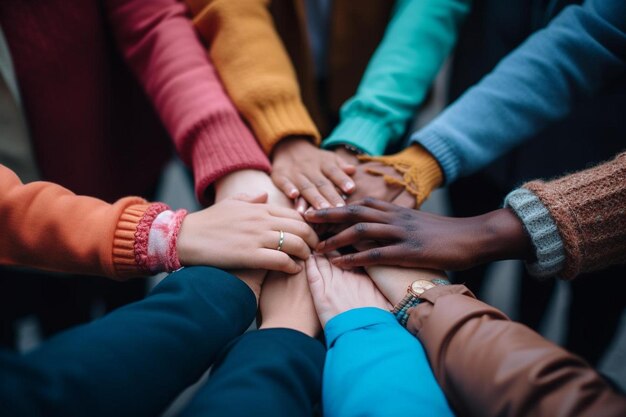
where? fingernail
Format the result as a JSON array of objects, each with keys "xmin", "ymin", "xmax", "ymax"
[
  {"xmin": 336, "ymin": 202, "xmax": 345, "ymax": 207},
  {"xmin": 320, "ymin": 202, "xmax": 331, "ymax": 209},
  {"xmin": 304, "ymin": 207, "xmax": 313, "ymax": 215},
  {"xmin": 344, "ymin": 181, "xmax": 355, "ymax": 192},
  {"xmin": 316, "ymin": 242, "xmax": 325, "ymax": 251}
]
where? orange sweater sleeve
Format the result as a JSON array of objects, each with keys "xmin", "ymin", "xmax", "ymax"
[
  {"xmin": 0, "ymin": 165, "xmax": 157, "ymax": 279},
  {"xmin": 188, "ymin": 0, "xmax": 320, "ymax": 154}
]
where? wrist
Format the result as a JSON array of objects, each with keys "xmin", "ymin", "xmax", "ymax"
[
  {"xmin": 145, "ymin": 209, "xmax": 188, "ymax": 272},
  {"xmin": 473, "ymin": 208, "xmax": 533, "ymax": 264},
  {"xmin": 259, "ymin": 318, "xmax": 320, "ymax": 338},
  {"xmin": 366, "ymin": 265, "xmax": 445, "ymax": 305},
  {"xmin": 272, "ymin": 135, "xmax": 315, "ymax": 158}
]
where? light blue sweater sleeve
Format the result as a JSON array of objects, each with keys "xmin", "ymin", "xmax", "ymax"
[
  {"xmin": 410, "ymin": 0, "xmax": 626, "ymax": 183},
  {"xmin": 323, "ymin": 307, "xmax": 453, "ymax": 417},
  {"xmin": 322, "ymin": 0, "xmax": 470, "ymax": 155}
]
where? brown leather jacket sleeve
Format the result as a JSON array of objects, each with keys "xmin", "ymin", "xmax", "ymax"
[{"xmin": 407, "ymin": 285, "xmax": 626, "ymax": 417}]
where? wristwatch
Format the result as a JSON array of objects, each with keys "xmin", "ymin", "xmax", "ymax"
[{"xmin": 392, "ymin": 278, "xmax": 450, "ymax": 327}]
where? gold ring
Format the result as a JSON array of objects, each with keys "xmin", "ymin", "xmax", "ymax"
[{"xmin": 277, "ymin": 230, "xmax": 285, "ymax": 252}]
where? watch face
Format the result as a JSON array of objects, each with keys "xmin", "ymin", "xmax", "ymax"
[{"xmin": 410, "ymin": 280, "xmax": 436, "ymax": 296}]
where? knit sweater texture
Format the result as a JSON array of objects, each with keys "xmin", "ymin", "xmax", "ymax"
[
  {"xmin": 323, "ymin": 0, "xmax": 470, "ymax": 155},
  {"xmin": 189, "ymin": 0, "xmax": 469, "ymax": 160},
  {"xmin": 506, "ymin": 152, "xmax": 626, "ymax": 279},
  {"xmin": 0, "ymin": 165, "xmax": 166, "ymax": 279},
  {"xmin": 410, "ymin": 0, "xmax": 626, "ymax": 184},
  {"xmin": 0, "ymin": 0, "xmax": 270, "ymax": 207}
]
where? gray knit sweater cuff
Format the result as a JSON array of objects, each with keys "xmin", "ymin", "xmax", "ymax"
[{"xmin": 504, "ymin": 188, "xmax": 566, "ymax": 278}]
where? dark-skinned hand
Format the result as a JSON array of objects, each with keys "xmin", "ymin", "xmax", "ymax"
[
  {"xmin": 345, "ymin": 161, "xmax": 416, "ymax": 209},
  {"xmin": 271, "ymin": 137, "xmax": 356, "ymax": 211},
  {"xmin": 305, "ymin": 198, "xmax": 533, "ymax": 270}
]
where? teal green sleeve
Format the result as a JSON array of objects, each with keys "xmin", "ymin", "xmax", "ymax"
[{"xmin": 322, "ymin": 0, "xmax": 471, "ymax": 155}]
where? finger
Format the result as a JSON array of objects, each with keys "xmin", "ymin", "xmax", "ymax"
[
  {"xmin": 270, "ymin": 218, "xmax": 319, "ymax": 248},
  {"xmin": 350, "ymin": 197, "xmax": 401, "ymax": 212},
  {"xmin": 336, "ymin": 156, "xmax": 357, "ymax": 174},
  {"xmin": 313, "ymin": 254, "xmax": 334, "ymax": 281},
  {"xmin": 272, "ymin": 174, "xmax": 300, "ymax": 199},
  {"xmin": 391, "ymin": 191, "xmax": 417, "ymax": 209},
  {"xmin": 317, "ymin": 223, "xmax": 400, "ymax": 252},
  {"xmin": 305, "ymin": 256, "xmax": 323, "ymax": 288},
  {"xmin": 264, "ymin": 231, "xmax": 311, "ymax": 260},
  {"xmin": 267, "ymin": 205, "xmax": 305, "ymax": 222},
  {"xmin": 330, "ymin": 246, "xmax": 405, "ymax": 268},
  {"xmin": 313, "ymin": 176, "xmax": 347, "ymax": 208},
  {"xmin": 304, "ymin": 204, "xmax": 388, "ymax": 224},
  {"xmin": 230, "ymin": 192, "xmax": 268, "ymax": 204},
  {"xmin": 295, "ymin": 197, "xmax": 309, "ymax": 214},
  {"xmin": 256, "ymin": 248, "xmax": 303, "ymax": 274},
  {"xmin": 297, "ymin": 176, "xmax": 332, "ymax": 209},
  {"xmin": 322, "ymin": 164, "xmax": 355, "ymax": 195}
]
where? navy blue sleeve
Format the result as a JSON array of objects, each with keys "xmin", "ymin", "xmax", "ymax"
[
  {"xmin": 179, "ymin": 328, "xmax": 325, "ymax": 417},
  {"xmin": 0, "ymin": 266, "xmax": 257, "ymax": 417},
  {"xmin": 410, "ymin": 0, "xmax": 626, "ymax": 183}
]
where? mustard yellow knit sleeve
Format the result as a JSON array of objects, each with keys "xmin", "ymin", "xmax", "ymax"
[
  {"xmin": 187, "ymin": 0, "xmax": 320, "ymax": 154},
  {"xmin": 359, "ymin": 144, "xmax": 443, "ymax": 208}
]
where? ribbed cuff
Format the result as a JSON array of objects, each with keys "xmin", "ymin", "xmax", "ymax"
[
  {"xmin": 410, "ymin": 130, "xmax": 461, "ymax": 184},
  {"xmin": 323, "ymin": 114, "xmax": 394, "ymax": 156},
  {"xmin": 325, "ymin": 307, "xmax": 395, "ymax": 349},
  {"xmin": 504, "ymin": 188, "xmax": 566, "ymax": 278},
  {"xmin": 185, "ymin": 113, "xmax": 272, "ymax": 206},
  {"xmin": 112, "ymin": 202, "xmax": 169, "ymax": 279},
  {"xmin": 245, "ymin": 95, "xmax": 321, "ymax": 154},
  {"xmin": 358, "ymin": 144, "xmax": 443, "ymax": 207}
]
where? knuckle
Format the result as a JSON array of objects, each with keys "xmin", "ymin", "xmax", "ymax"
[
  {"xmin": 368, "ymin": 249, "xmax": 383, "ymax": 261},
  {"xmin": 347, "ymin": 205, "xmax": 361, "ymax": 215},
  {"xmin": 363, "ymin": 196, "xmax": 377, "ymax": 205},
  {"xmin": 316, "ymin": 208, "xmax": 329, "ymax": 218},
  {"xmin": 315, "ymin": 179, "xmax": 332, "ymax": 189},
  {"xmin": 355, "ymin": 223, "xmax": 368, "ymax": 234}
]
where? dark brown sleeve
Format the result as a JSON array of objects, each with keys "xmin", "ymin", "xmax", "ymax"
[
  {"xmin": 407, "ymin": 285, "xmax": 626, "ymax": 417},
  {"xmin": 524, "ymin": 152, "xmax": 626, "ymax": 279}
]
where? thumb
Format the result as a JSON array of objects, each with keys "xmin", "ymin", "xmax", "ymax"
[
  {"xmin": 230, "ymin": 192, "xmax": 268, "ymax": 204},
  {"xmin": 305, "ymin": 256, "xmax": 324, "ymax": 296}
]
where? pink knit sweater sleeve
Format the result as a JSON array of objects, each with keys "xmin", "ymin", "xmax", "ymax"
[{"xmin": 106, "ymin": 0, "xmax": 271, "ymax": 205}]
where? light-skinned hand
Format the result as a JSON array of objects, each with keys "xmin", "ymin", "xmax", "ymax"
[
  {"xmin": 258, "ymin": 263, "xmax": 321, "ymax": 337},
  {"xmin": 177, "ymin": 193, "xmax": 318, "ymax": 275},
  {"xmin": 305, "ymin": 255, "xmax": 391, "ymax": 327}
]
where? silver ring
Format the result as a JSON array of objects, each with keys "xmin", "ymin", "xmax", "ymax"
[{"xmin": 277, "ymin": 230, "xmax": 285, "ymax": 251}]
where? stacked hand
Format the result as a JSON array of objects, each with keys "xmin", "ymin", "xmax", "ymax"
[
  {"xmin": 271, "ymin": 138, "xmax": 357, "ymax": 211},
  {"xmin": 177, "ymin": 192, "xmax": 318, "ymax": 274},
  {"xmin": 305, "ymin": 198, "xmax": 532, "ymax": 271},
  {"xmin": 305, "ymin": 255, "xmax": 391, "ymax": 327}
]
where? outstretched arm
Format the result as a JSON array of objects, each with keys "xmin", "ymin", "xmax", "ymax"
[
  {"xmin": 2, "ymin": 267, "xmax": 258, "ymax": 417},
  {"xmin": 410, "ymin": 0, "xmax": 626, "ymax": 183},
  {"xmin": 324, "ymin": 0, "xmax": 470, "ymax": 156},
  {"xmin": 106, "ymin": 0, "xmax": 270, "ymax": 205}
]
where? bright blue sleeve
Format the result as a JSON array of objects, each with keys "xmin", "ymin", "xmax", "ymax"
[
  {"xmin": 410, "ymin": 0, "xmax": 626, "ymax": 183},
  {"xmin": 323, "ymin": 307, "xmax": 453, "ymax": 417}
]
